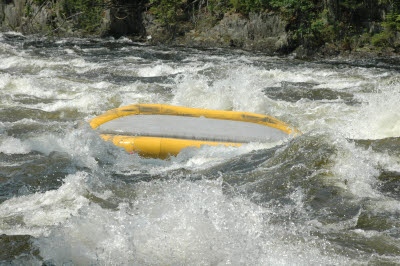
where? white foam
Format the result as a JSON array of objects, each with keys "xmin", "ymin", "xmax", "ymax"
[
  {"xmin": 0, "ymin": 73, "xmax": 12, "ymax": 88},
  {"xmin": 0, "ymin": 172, "xmax": 89, "ymax": 237},
  {"xmin": 117, "ymin": 36, "xmax": 133, "ymax": 43},
  {"xmin": 0, "ymin": 136, "xmax": 31, "ymax": 154},
  {"xmin": 35, "ymin": 178, "xmax": 352, "ymax": 265},
  {"xmin": 2, "ymin": 75, "xmax": 58, "ymax": 98},
  {"xmin": 330, "ymin": 137, "xmax": 383, "ymax": 199},
  {"xmin": 342, "ymin": 90, "xmax": 400, "ymax": 139},
  {"xmin": 136, "ymin": 63, "xmax": 183, "ymax": 77},
  {"xmin": 64, "ymin": 48, "xmax": 75, "ymax": 55},
  {"xmin": 171, "ymin": 65, "xmax": 272, "ymax": 112},
  {"xmin": 0, "ymin": 56, "xmax": 23, "ymax": 70},
  {"xmin": 26, "ymin": 128, "xmax": 117, "ymax": 169},
  {"xmin": 3, "ymin": 31, "xmax": 24, "ymax": 36}
]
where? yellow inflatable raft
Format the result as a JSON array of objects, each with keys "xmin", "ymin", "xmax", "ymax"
[{"xmin": 89, "ymin": 104, "xmax": 300, "ymax": 158}]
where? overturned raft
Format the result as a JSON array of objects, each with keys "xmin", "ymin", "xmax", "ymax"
[{"xmin": 89, "ymin": 104, "xmax": 301, "ymax": 158}]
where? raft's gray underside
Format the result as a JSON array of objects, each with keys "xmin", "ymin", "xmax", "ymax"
[{"xmin": 96, "ymin": 115, "xmax": 288, "ymax": 143}]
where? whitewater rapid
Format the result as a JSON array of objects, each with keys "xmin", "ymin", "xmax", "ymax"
[{"xmin": 1, "ymin": 32, "xmax": 400, "ymax": 265}]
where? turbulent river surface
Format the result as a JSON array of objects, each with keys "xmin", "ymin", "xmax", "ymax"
[{"xmin": 1, "ymin": 32, "xmax": 400, "ymax": 265}]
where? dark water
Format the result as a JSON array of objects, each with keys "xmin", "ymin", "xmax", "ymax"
[{"xmin": 1, "ymin": 32, "xmax": 400, "ymax": 265}]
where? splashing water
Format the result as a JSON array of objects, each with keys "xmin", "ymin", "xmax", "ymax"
[{"xmin": 1, "ymin": 32, "xmax": 400, "ymax": 264}]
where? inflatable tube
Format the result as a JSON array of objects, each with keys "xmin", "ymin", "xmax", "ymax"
[{"xmin": 89, "ymin": 104, "xmax": 301, "ymax": 158}]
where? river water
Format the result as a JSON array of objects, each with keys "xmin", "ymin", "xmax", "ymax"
[{"xmin": 1, "ymin": 31, "xmax": 400, "ymax": 265}]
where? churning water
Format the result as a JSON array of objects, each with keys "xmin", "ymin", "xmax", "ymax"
[{"xmin": 1, "ymin": 31, "xmax": 400, "ymax": 265}]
